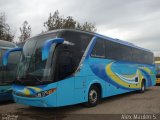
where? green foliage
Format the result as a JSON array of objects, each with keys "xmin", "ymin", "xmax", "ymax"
[
  {"xmin": 0, "ymin": 13, "xmax": 14, "ymax": 42},
  {"xmin": 19, "ymin": 21, "xmax": 31, "ymax": 42},
  {"xmin": 44, "ymin": 10, "xmax": 97, "ymax": 32}
]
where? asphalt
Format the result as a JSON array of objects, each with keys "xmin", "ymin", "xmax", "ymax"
[{"xmin": 0, "ymin": 86, "xmax": 160, "ymax": 120}]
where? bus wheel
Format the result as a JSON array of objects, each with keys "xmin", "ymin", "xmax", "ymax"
[
  {"xmin": 84, "ymin": 85, "xmax": 100, "ymax": 107},
  {"xmin": 140, "ymin": 80, "xmax": 145, "ymax": 93}
]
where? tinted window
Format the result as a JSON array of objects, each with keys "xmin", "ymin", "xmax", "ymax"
[
  {"xmin": 54, "ymin": 48, "xmax": 74, "ymax": 80},
  {"xmin": 91, "ymin": 38, "xmax": 105, "ymax": 58},
  {"xmin": 105, "ymin": 40, "xmax": 112, "ymax": 59},
  {"xmin": 61, "ymin": 31, "xmax": 93, "ymax": 65},
  {"xmin": 55, "ymin": 31, "xmax": 93, "ymax": 81},
  {"xmin": 132, "ymin": 48, "xmax": 153, "ymax": 64},
  {"xmin": 105, "ymin": 40, "xmax": 132, "ymax": 61},
  {"xmin": 61, "ymin": 31, "xmax": 93, "ymax": 56},
  {"xmin": 0, "ymin": 49, "xmax": 6, "ymax": 65},
  {"xmin": 17, "ymin": 33, "xmax": 58, "ymax": 83},
  {"xmin": 120, "ymin": 45, "xmax": 133, "ymax": 61},
  {"xmin": 93, "ymin": 37, "xmax": 153, "ymax": 64},
  {"xmin": 0, "ymin": 49, "xmax": 21, "ymax": 84},
  {"xmin": 0, "ymin": 49, "xmax": 7, "ymax": 83},
  {"xmin": 108, "ymin": 42, "xmax": 122, "ymax": 60},
  {"xmin": 28, "ymin": 33, "xmax": 57, "ymax": 74},
  {"xmin": 5, "ymin": 51, "xmax": 21, "ymax": 82}
]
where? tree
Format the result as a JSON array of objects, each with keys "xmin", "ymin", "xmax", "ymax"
[
  {"xmin": 81, "ymin": 22, "xmax": 97, "ymax": 32},
  {"xmin": 44, "ymin": 10, "xmax": 97, "ymax": 32},
  {"xmin": 19, "ymin": 21, "xmax": 31, "ymax": 42},
  {"xmin": 63, "ymin": 16, "xmax": 76, "ymax": 29},
  {"xmin": 0, "ymin": 13, "xmax": 14, "ymax": 42}
]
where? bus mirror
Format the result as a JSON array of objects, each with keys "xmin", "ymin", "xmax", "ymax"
[
  {"xmin": 3, "ymin": 47, "xmax": 23, "ymax": 66},
  {"xmin": 42, "ymin": 38, "xmax": 64, "ymax": 61}
]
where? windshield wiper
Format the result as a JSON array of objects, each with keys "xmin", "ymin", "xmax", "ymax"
[{"xmin": 26, "ymin": 73, "xmax": 42, "ymax": 83}]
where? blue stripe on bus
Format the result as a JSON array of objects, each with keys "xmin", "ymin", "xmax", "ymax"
[{"xmin": 86, "ymin": 36, "xmax": 97, "ymax": 59}]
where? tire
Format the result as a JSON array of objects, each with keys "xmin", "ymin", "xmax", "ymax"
[
  {"xmin": 140, "ymin": 80, "xmax": 145, "ymax": 93},
  {"xmin": 84, "ymin": 85, "xmax": 100, "ymax": 107}
]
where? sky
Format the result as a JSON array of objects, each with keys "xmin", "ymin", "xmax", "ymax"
[{"xmin": 0, "ymin": 0, "xmax": 160, "ymax": 56}]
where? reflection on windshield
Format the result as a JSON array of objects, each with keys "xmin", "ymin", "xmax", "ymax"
[
  {"xmin": 17, "ymin": 55, "xmax": 31, "ymax": 78},
  {"xmin": 16, "ymin": 33, "xmax": 57, "ymax": 84},
  {"xmin": 0, "ymin": 49, "xmax": 21, "ymax": 85}
]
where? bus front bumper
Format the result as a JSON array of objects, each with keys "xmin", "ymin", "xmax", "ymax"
[
  {"xmin": 156, "ymin": 78, "xmax": 160, "ymax": 84},
  {"xmin": 13, "ymin": 93, "xmax": 57, "ymax": 107}
]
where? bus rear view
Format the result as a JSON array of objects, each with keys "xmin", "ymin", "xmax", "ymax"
[{"xmin": 3, "ymin": 29, "xmax": 156, "ymax": 107}]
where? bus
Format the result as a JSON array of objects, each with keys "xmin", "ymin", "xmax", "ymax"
[
  {"xmin": 155, "ymin": 61, "xmax": 160, "ymax": 84},
  {"xmin": 0, "ymin": 40, "xmax": 21, "ymax": 101},
  {"xmin": 3, "ymin": 29, "xmax": 156, "ymax": 107}
]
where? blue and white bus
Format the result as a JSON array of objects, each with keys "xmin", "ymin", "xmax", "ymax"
[
  {"xmin": 0, "ymin": 40, "xmax": 21, "ymax": 101},
  {"xmin": 3, "ymin": 29, "xmax": 156, "ymax": 107}
]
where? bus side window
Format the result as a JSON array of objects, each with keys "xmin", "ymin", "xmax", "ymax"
[{"xmin": 91, "ymin": 38, "xmax": 105, "ymax": 58}]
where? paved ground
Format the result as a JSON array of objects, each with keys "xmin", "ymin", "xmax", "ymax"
[{"xmin": 0, "ymin": 86, "xmax": 160, "ymax": 120}]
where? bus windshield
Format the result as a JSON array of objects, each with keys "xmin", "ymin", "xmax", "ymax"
[
  {"xmin": 16, "ymin": 33, "xmax": 58, "ymax": 85},
  {"xmin": 0, "ymin": 49, "xmax": 21, "ymax": 85},
  {"xmin": 15, "ymin": 30, "xmax": 93, "ymax": 85}
]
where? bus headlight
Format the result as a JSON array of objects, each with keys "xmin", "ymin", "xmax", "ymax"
[{"xmin": 35, "ymin": 88, "xmax": 56, "ymax": 98}]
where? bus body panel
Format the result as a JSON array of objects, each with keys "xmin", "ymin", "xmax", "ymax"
[
  {"xmin": 10, "ymin": 30, "xmax": 156, "ymax": 107},
  {"xmin": 74, "ymin": 76, "xmax": 87, "ymax": 103},
  {"xmin": 13, "ymin": 91, "xmax": 57, "ymax": 107},
  {"xmin": 13, "ymin": 83, "xmax": 57, "ymax": 107},
  {"xmin": 86, "ymin": 58, "xmax": 137, "ymax": 97},
  {"xmin": 13, "ymin": 55, "xmax": 156, "ymax": 107},
  {"xmin": 12, "ymin": 67, "xmax": 156, "ymax": 107},
  {"xmin": 88, "ymin": 57, "xmax": 156, "ymax": 90},
  {"xmin": 56, "ymin": 77, "xmax": 75, "ymax": 106},
  {"xmin": 12, "ymin": 56, "xmax": 155, "ymax": 107}
]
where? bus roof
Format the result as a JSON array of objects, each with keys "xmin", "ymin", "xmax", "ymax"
[
  {"xmin": 16, "ymin": 42, "xmax": 25, "ymax": 47},
  {"xmin": 0, "ymin": 40, "xmax": 16, "ymax": 49},
  {"xmin": 34, "ymin": 29, "xmax": 152, "ymax": 53}
]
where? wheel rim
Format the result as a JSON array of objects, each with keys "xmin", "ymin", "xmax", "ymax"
[{"xmin": 89, "ymin": 89, "xmax": 98, "ymax": 104}]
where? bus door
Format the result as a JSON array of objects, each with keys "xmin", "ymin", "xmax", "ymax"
[{"xmin": 55, "ymin": 46, "xmax": 75, "ymax": 106}]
